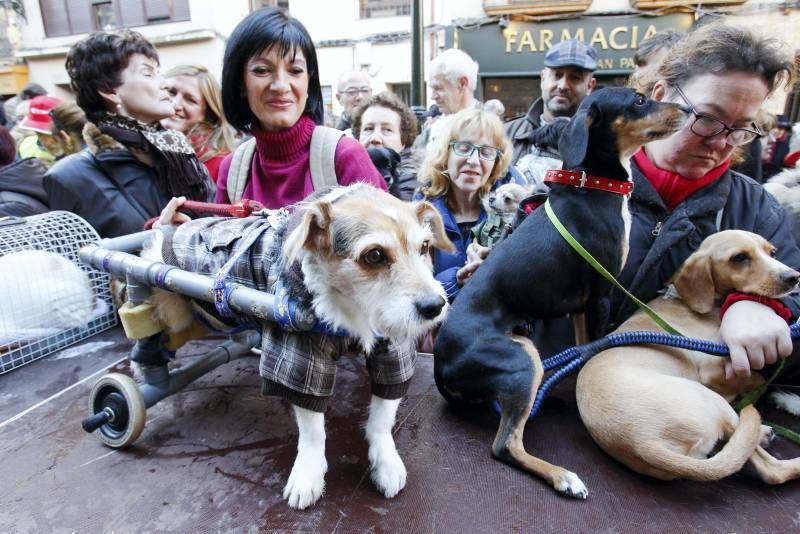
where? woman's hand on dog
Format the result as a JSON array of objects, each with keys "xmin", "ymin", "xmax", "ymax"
[
  {"xmin": 154, "ymin": 196, "xmax": 191, "ymax": 228},
  {"xmin": 456, "ymin": 242, "xmax": 490, "ymax": 286},
  {"xmin": 720, "ymin": 300, "xmax": 793, "ymax": 380}
]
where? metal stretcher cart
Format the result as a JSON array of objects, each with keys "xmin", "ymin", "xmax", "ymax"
[{"xmin": 78, "ymin": 227, "xmax": 313, "ymax": 448}]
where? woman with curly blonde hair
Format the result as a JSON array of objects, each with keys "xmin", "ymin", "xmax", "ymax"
[
  {"xmin": 416, "ymin": 107, "xmax": 521, "ymax": 300},
  {"xmin": 162, "ymin": 64, "xmax": 239, "ymax": 182}
]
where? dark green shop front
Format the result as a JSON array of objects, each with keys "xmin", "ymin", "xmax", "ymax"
[{"xmin": 454, "ymin": 12, "xmax": 695, "ymax": 118}]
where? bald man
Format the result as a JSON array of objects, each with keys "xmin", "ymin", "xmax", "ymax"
[{"xmin": 336, "ymin": 70, "xmax": 372, "ymax": 131}]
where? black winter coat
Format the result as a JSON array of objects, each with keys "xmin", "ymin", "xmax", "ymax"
[
  {"xmin": 43, "ymin": 123, "xmax": 213, "ymax": 238},
  {"xmin": 0, "ymin": 157, "xmax": 49, "ymax": 217},
  {"xmin": 44, "ymin": 148, "xmax": 172, "ymax": 238},
  {"xmin": 612, "ymin": 160, "xmax": 800, "ymax": 328}
]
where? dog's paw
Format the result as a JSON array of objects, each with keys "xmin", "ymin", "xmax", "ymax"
[
  {"xmin": 554, "ymin": 471, "xmax": 588, "ymax": 500},
  {"xmin": 369, "ymin": 441, "xmax": 407, "ymax": 498},
  {"xmin": 759, "ymin": 424, "xmax": 776, "ymax": 447},
  {"xmin": 770, "ymin": 390, "xmax": 800, "ymax": 416},
  {"xmin": 283, "ymin": 455, "xmax": 328, "ymax": 509}
]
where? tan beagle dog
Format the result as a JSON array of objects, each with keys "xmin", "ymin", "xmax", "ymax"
[{"xmin": 577, "ymin": 230, "xmax": 800, "ymax": 484}]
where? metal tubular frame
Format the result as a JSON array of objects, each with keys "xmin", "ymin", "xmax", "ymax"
[
  {"xmin": 79, "ymin": 229, "xmax": 279, "ymax": 322},
  {"xmin": 78, "ymin": 229, "xmax": 269, "ymax": 444}
]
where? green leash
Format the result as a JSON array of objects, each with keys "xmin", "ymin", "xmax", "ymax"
[
  {"xmin": 734, "ymin": 360, "xmax": 800, "ymax": 446},
  {"xmin": 543, "ymin": 199, "xmax": 684, "ymax": 336},
  {"xmin": 735, "ymin": 359, "xmax": 786, "ymax": 412},
  {"xmin": 766, "ymin": 421, "xmax": 800, "ymax": 445}
]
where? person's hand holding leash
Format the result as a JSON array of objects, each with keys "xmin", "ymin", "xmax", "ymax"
[
  {"xmin": 153, "ymin": 196, "xmax": 191, "ymax": 228},
  {"xmin": 456, "ymin": 242, "xmax": 490, "ymax": 286},
  {"xmin": 719, "ymin": 300, "xmax": 793, "ymax": 380}
]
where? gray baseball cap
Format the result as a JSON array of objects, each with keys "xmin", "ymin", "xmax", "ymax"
[{"xmin": 544, "ymin": 39, "xmax": 598, "ymax": 71}]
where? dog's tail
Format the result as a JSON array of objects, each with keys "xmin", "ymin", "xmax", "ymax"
[{"xmin": 635, "ymin": 405, "xmax": 762, "ymax": 481}]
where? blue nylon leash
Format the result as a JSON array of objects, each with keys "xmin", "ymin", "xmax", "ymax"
[{"xmin": 492, "ymin": 322, "xmax": 800, "ymax": 420}]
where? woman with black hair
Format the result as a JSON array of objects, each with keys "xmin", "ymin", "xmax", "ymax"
[
  {"xmin": 43, "ymin": 30, "xmax": 213, "ymax": 238},
  {"xmin": 215, "ymin": 7, "xmax": 385, "ymax": 206}
]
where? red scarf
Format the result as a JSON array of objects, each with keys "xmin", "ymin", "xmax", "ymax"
[{"xmin": 633, "ymin": 148, "xmax": 730, "ymax": 211}]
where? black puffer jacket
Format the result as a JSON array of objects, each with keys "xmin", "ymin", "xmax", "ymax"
[
  {"xmin": 533, "ymin": 160, "xmax": 800, "ymax": 360},
  {"xmin": 43, "ymin": 123, "xmax": 213, "ymax": 238},
  {"xmin": 0, "ymin": 157, "xmax": 49, "ymax": 217},
  {"xmin": 611, "ymin": 160, "xmax": 800, "ymax": 328}
]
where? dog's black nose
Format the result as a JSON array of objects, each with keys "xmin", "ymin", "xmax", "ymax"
[
  {"xmin": 781, "ymin": 270, "xmax": 800, "ymax": 287},
  {"xmin": 415, "ymin": 295, "xmax": 445, "ymax": 320}
]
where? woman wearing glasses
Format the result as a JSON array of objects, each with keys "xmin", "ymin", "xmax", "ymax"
[
  {"xmin": 602, "ymin": 24, "xmax": 800, "ymax": 383},
  {"xmin": 417, "ymin": 107, "xmax": 517, "ymax": 301}
]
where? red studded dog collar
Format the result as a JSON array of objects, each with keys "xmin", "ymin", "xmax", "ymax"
[{"xmin": 544, "ymin": 170, "xmax": 633, "ymax": 196}]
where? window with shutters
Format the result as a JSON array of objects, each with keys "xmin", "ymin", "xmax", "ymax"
[
  {"xmin": 39, "ymin": 0, "xmax": 191, "ymax": 37},
  {"xmin": 359, "ymin": 0, "xmax": 410, "ymax": 19},
  {"xmin": 250, "ymin": 0, "xmax": 290, "ymax": 11}
]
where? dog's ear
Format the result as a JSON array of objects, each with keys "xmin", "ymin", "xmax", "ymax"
[
  {"xmin": 672, "ymin": 251, "xmax": 716, "ymax": 314},
  {"xmin": 558, "ymin": 103, "xmax": 597, "ymax": 169},
  {"xmin": 415, "ymin": 201, "xmax": 456, "ymax": 253},
  {"xmin": 283, "ymin": 200, "xmax": 334, "ymax": 264}
]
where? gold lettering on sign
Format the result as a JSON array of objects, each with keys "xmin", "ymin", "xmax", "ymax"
[
  {"xmin": 609, "ymin": 26, "xmax": 629, "ymax": 50},
  {"xmin": 504, "ymin": 30, "xmax": 518, "ymax": 53},
  {"xmin": 518, "ymin": 30, "xmax": 536, "ymax": 52},
  {"xmin": 590, "ymin": 27, "xmax": 609, "ymax": 50},
  {"xmin": 561, "ymin": 28, "xmax": 584, "ymax": 42},
  {"xmin": 642, "ymin": 25, "xmax": 657, "ymax": 42},
  {"xmin": 540, "ymin": 29, "xmax": 554, "ymax": 51},
  {"xmin": 502, "ymin": 24, "xmax": 666, "ymax": 56},
  {"xmin": 598, "ymin": 58, "xmax": 614, "ymax": 69},
  {"xmin": 620, "ymin": 57, "xmax": 635, "ymax": 69}
]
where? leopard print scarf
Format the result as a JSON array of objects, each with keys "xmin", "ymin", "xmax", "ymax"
[{"xmin": 96, "ymin": 113, "xmax": 213, "ymax": 200}]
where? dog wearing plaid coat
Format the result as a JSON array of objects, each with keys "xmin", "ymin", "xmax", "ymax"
[{"xmin": 142, "ymin": 184, "xmax": 454, "ymax": 509}]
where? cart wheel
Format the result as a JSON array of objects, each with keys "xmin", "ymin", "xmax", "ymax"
[{"xmin": 87, "ymin": 373, "xmax": 146, "ymax": 448}]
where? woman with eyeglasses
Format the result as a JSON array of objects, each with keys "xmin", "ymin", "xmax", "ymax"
[
  {"xmin": 416, "ymin": 107, "xmax": 518, "ymax": 301},
  {"xmin": 561, "ymin": 24, "xmax": 800, "ymax": 384}
]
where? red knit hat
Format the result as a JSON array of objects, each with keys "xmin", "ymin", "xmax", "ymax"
[{"xmin": 20, "ymin": 94, "xmax": 63, "ymax": 134}]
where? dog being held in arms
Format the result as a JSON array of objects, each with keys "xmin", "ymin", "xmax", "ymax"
[
  {"xmin": 577, "ymin": 230, "xmax": 800, "ymax": 484},
  {"xmin": 141, "ymin": 183, "xmax": 455, "ymax": 509},
  {"xmin": 433, "ymin": 87, "xmax": 687, "ymax": 498}
]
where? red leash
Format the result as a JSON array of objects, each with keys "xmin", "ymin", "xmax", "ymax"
[{"xmin": 143, "ymin": 199, "xmax": 267, "ymax": 229}]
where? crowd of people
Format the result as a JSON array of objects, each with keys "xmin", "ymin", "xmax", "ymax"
[{"xmin": 1, "ymin": 6, "xmax": 799, "ymax": 385}]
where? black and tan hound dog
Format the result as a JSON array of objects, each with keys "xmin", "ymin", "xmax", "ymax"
[{"xmin": 433, "ymin": 87, "xmax": 687, "ymax": 498}]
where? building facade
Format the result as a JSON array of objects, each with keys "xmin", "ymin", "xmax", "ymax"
[{"xmin": 4, "ymin": 0, "xmax": 799, "ymax": 120}]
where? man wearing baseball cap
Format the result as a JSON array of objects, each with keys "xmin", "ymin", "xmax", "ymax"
[{"xmin": 506, "ymin": 39, "xmax": 598, "ymax": 185}]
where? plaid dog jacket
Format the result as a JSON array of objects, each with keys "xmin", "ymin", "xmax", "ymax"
[{"xmin": 165, "ymin": 213, "xmax": 417, "ymax": 412}]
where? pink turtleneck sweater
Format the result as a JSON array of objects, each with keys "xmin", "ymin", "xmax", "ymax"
[{"xmin": 215, "ymin": 115, "xmax": 386, "ymax": 207}]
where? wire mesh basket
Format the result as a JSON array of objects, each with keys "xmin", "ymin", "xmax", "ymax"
[{"xmin": 0, "ymin": 211, "xmax": 117, "ymax": 374}]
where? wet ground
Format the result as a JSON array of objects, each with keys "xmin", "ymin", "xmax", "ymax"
[{"xmin": 2, "ymin": 325, "xmax": 799, "ymax": 533}]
